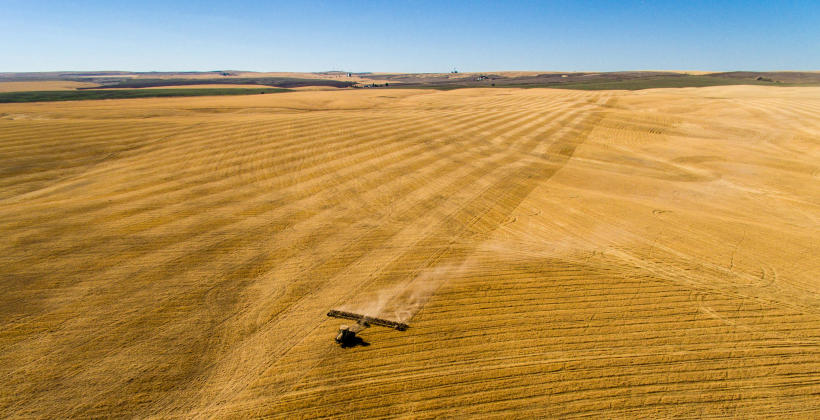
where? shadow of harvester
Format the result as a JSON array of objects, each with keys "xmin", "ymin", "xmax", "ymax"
[{"xmin": 339, "ymin": 335, "xmax": 370, "ymax": 348}]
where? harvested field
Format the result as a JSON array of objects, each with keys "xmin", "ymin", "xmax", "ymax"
[
  {"xmin": 0, "ymin": 81, "xmax": 100, "ymax": 92},
  {"xmin": 0, "ymin": 86, "xmax": 818, "ymax": 418},
  {"xmin": 0, "ymin": 88, "xmax": 289, "ymax": 103}
]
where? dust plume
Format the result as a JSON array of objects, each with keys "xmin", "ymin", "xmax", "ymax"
[{"xmin": 339, "ymin": 263, "xmax": 470, "ymax": 323}]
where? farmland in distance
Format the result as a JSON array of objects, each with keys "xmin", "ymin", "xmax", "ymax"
[{"xmin": 0, "ymin": 86, "xmax": 818, "ymax": 418}]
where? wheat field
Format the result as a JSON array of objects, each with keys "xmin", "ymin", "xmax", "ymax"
[
  {"xmin": 0, "ymin": 81, "xmax": 101, "ymax": 92},
  {"xmin": 1, "ymin": 86, "xmax": 818, "ymax": 418}
]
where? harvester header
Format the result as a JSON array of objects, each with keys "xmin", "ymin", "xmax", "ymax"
[{"xmin": 327, "ymin": 309, "xmax": 409, "ymax": 345}]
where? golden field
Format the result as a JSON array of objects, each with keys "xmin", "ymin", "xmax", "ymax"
[
  {"xmin": 0, "ymin": 81, "xmax": 101, "ymax": 92},
  {"xmin": 0, "ymin": 86, "xmax": 818, "ymax": 418}
]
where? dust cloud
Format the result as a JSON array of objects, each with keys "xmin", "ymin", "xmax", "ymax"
[{"xmin": 339, "ymin": 263, "xmax": 470, "ymax": 323}]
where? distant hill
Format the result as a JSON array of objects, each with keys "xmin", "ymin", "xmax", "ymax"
[{"xmin": 1, "ymin": 71, "xmax": 818, "ymax": 98}]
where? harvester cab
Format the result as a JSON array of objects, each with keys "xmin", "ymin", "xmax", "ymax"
[{"xmin": 327, "ymin": 309, "xmax": 408, "ymax": 346}]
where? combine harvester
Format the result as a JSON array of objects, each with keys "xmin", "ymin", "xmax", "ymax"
[{"xmin": 327, "ymin": 309, "xmax": 409, "ymax": 346}]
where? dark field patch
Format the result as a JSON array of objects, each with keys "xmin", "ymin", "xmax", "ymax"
[
  {"xmin": 82, "ymin": 78, "xmax": 355, "ymax": 89},
  {"xmin": 386, "ymin": 74, "xmax": 820, "ymax": 91}
]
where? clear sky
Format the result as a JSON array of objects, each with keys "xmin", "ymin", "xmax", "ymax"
[{"xmin": 2, "ymin": 0, "xmax": 818, "ymax": 72}]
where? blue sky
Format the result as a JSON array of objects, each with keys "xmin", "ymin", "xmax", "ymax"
[{"xmin": 2, "ymin": 0, "xmax": 818, "ymax": 72}]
